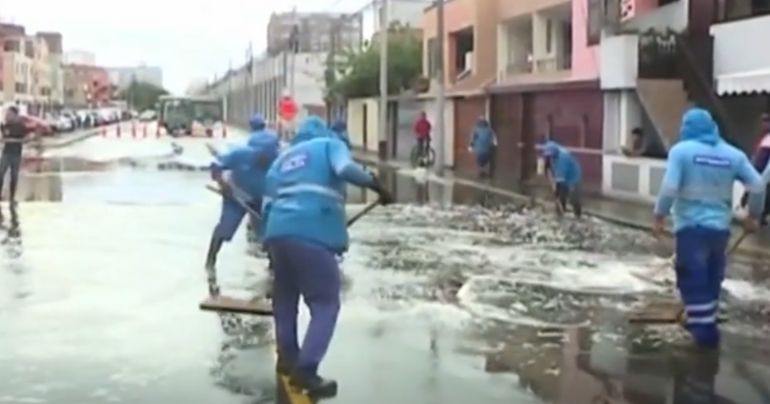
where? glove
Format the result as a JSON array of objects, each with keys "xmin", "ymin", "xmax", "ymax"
[{"xmin": 370, "ymin": 174, "xmax": 394, "ymax": 205}]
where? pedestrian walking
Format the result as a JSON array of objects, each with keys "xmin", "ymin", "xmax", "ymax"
[
  {"xmin": 653, "ymin": 108, "xmax": 765, "ymax": 349},
  {"xmin": 468, "ymin": 117, "xmax": 497, "ymax": 178},
  {"xmin": 0, "ymin": 106, "xmax": 34, "ymax": 218},
  {"xmin": 262, "ymin": 116, "xmax": 392, "ymax": 398}
]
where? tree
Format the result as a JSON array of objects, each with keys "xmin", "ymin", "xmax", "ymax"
[
  {"xmin": 119, "ymin": 81, "xmax": 169, "ymax": 111},
  {"xmin": 326, "ymin": 26, "xmax": 423, "ymax": 101}
]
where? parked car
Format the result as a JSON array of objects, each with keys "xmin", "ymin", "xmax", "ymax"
[
  {"xmin": 139, "ymin": 109, "xmax": 157, "ymax": 122},
  {"xmin": 21, "ymin": 115, "xmax": 54, "ymax": 136}
]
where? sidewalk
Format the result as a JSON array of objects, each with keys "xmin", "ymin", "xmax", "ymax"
[
  {"xmin": 353, "ymin": 150, "xmax": 770, "ymax": 260},
  {"xmin": 41, "ymin": 127, "xmax": 101, "ymax": 149}
]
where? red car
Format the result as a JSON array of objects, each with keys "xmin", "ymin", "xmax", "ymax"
[{"xmin": 20, "ymin": 115, "xmax": 54, "ymax": 136}]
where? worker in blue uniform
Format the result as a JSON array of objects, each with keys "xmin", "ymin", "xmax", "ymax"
[
  {"xmin": 246, "ymin": 114, "xmax": 278, "ymax": 148},
  {"xmin": 329, "ymin": 119, "xmax": 352, "ymax": 149},
  {"xmin": 262, "ymin": 115, "xmax": 392, "ymax": 398},
  {"xmin": 204, "ymin": 121, "xmax": 280, "ymax": 295},
  {"xmin": 468, "ymin": 117, "xmax": 497, "ymax": 178},
  {"xmin": 654, "ymin": 108, "xmax": 764, "ymax": 348},
  {"xmin": 538, "ymin": 137, "xmax": 583, "ymax": 218}
]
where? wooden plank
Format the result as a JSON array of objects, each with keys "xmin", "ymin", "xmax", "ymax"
[
  {"xmin": 629, "ymin": 301, "xmax": 684, "ymax": 324},
  {"xmin": 629, "ymin": 300, "xmax": 728, "ymax": 324},
  {"xmin": 199, "ymin": 295, "xmax": 273, "ymax": 316}
]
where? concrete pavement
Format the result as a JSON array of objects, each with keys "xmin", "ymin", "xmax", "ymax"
[{"xmin": 0, "ymin": 135, "xmax": 768, "ymax": 403}]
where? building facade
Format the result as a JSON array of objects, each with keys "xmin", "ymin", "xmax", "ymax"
[
  {"xmin": 206, "ymin": 51, "xmax": 327, "ymax": 129},
  {"xmin": 267, "ymin": 12, "xmax": 363, "ymax": 54},
  {"xmin": 107, "ymin": 65, "xmax": 163, "ymax": 90},
  {"xmin": 64, "ymin": 50, "xmax": 96, "ymax": 66},
  {"xmin": 37, "ymin": 32, "xmax": 64, "ymax": 105},
  {"xmin": 416, "ymin": 0, "xmax": 603, "ymax": 189},
  {"xmin": 63, "ymin": 64, "xmax": 111, "ymax": 107}
]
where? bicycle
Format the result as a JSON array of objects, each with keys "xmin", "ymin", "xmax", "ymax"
[{"xmin": 410, "ymin": 142, "xmax": 436, "ymax": 168}]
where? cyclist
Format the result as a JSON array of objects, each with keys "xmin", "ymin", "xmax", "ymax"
[{"xmin": 413, "ymin": 111, "xmax": 432, "ymax": 163}]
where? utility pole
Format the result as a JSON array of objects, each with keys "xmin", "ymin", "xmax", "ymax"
[
  {"xmin": 290, "ymin": 6, "xmax": 298, "ymax": 100},
  {"xmin": 435, "ymin": 0, "xmax": 446, "ymax": 174},
  {"xmin": 246, "ymin": 42, "xmax": 253, "ymax": 116},
  {"xmin": 326, "ymin": 17, "xmax": 340, "ymax": 122},
  {"xmin": 378, "ymin": 0, "xmax": 389, "ymax": 159}
]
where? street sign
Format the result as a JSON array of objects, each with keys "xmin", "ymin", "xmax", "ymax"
[{"xmin": 278, "ymin": 96, "xmax": 298, "ymax": 121}]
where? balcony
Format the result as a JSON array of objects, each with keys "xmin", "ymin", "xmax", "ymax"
[
  {"xmin": 497, "ymin": 3, "xmax": 572, "ymax": 83},
  {"xmin": 711, "ymin": 14, "xmax": 770, "ymax": 95}
]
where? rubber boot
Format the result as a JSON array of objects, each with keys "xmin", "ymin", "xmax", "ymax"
[
  {"xmin": 290, "ymin": 371, "xmax": 338, "ymax": 399},
  {"xmin": 205, "ymin": 234, "xmax": 224, "ymax": 296},
  {"xmin": 275, "ymin": 355, "xmax": 294, "ymax": 376}
]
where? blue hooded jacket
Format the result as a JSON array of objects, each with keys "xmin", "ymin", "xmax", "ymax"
[
  {"xmin": 469, "ymin": 119, "xmax": 496, "ymax": 156},
  {"xmin": 262, "ymin": 116, "xmax": 375, "ymax": 252},
  {"xmin": 210, "ymin": 142, "xmax": 276, "ymax": 202},
  {"xmin": 540, "ymin": 140, "xmax": 582, "ymax": 188},
  {"xmin": 330, "ymin": 120, "xmax": 352, "ymax": 149},
  {"xmin": 654, "ymin": 108, "xmax": 766, "ymax": 232}
]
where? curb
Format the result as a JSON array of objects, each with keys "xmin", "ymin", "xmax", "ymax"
[
  {"xmin": 43, "ymin": 129, "xmax": 101, "ymax": 149},
  {"xmin": 355, "ymin": 153, "xmax": 770, "ymax": 261}
]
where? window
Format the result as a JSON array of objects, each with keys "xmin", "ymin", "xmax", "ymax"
[
  {"xmin": 587, "ymin": 0, "xmax": 602, "ymax": 46},
  {"xmin": 15, "ymin": 82, "xmax": 26, "ymax": 93},
  {"xmin": 426, "ymin": 37, "xmax": 439, "ymax": 78},
  {"xmin": 546, "ymin": 19, "xmax": 553, "ymax": 53}
]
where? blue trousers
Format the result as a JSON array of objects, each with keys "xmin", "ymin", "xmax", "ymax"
[
  {"xmin": 268, "ymin": 237, "xmax": 341, "ymax": 377},
  {"xmin": 214, "ymin": 197, "xmax": 261, "ymax": 242},
  {"xmin": 675, "ymin": 226, "xmax": 730, "ymax": 348}
]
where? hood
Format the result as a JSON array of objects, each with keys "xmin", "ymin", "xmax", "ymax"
[
  {"xmin": 542, "ymin": 142, "xmax": 560, "ymax": 158},
  {"xmin": 475, "ymin": 119, "xmax": 489, "ymax": 129},
  {"xmin": 330, "ymin": 120, "xmax": 347, "ymax": 133},
  {"xmin": 292, "ymin": 116, "xmax": 330, "ymax": 145},
  {"xmin": 679, "ymin": 108, "xmax": 720, "ymax": 145},
  {"xmin": 249, "ymin": 114, "xmax": 266, "ymax": 131}
]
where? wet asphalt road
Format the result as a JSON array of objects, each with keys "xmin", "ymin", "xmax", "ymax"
[{"xmin": 1, "ymin": 131, "xmax": 770, "ymax": 404}]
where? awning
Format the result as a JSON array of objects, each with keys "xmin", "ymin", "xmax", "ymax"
[{"xmin": 716, "ymin": 68, "xmax": 770, "ymax": 96}]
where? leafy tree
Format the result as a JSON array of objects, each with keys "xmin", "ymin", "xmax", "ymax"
[
  {"xmin": 119, "ymin": 81, "xmax": 169, "ymax": 111},
  {"xmin": 326, "ymin": 25, "xmax": 423, "ymax": 101}
]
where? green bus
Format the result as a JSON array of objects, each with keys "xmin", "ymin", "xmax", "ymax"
[{"xmin": 157, "ymin": 95, "xmax": 224, "ymax": 137}]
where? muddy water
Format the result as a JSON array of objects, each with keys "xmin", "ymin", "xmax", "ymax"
[{"xmin": 0, "ymin": 137, "xmax": 769, "ymax": 403}]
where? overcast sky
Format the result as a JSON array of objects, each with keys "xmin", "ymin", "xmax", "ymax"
[{"xmin": 3, "ymin": 0, "xmax": 375, "ymax": 94}]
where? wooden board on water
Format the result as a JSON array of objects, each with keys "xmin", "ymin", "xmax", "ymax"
[
  {"xmin": 199, "ymin": 295, "xmax": 273, "ymax": 316},
  {"xmin": 629, "ymin": 300, "xmax": 684, "ymax": 324},
  {"xmin": 629, "ymin": 300, "xmax": 728, "ymax": 324}
]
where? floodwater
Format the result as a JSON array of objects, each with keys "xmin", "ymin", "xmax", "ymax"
[{"xmin": 0, "ymin": 134, "xmax": 769, "ymax": 404}]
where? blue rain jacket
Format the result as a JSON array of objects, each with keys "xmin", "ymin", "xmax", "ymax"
[
  {"xmin": 330, "ymin": 120, "xmax": 352, "ymax": 149},
  {"xmin": 210, "ymin": 141, "xmax": 277, "ymax": 202},
  {"xmin": 469, "ymin": 120, "xmax": 496, "ymax": 157},
  {"xmin": 263, "ymin": 116, "xmax": 375, "ymax": 253},
  {"xmin": 542, "ymin": 140, "xmax": 582, "ymax": 188},
  {"xmin": 654, "ymin": 108, "xmax": 766, "ymax": 232}
]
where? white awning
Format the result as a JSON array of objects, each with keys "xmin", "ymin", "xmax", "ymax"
[{"xmin": 716, "ymin": 68, "xmax": 770, "ymax": 96}]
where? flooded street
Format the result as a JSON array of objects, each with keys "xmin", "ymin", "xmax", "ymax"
[{"xmin": 1, "ymin": 133, "xmax": 770, "ymax": 404}]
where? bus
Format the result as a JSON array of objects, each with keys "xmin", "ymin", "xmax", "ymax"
[{"xmin": 157, "ymin": 96, "xmax": 224, "ymax": 137}]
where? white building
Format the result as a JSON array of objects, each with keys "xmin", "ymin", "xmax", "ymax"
[
  {"xmin": 376, "ymin": 0, "xmax": 426, "ymax": 30},
  {"xmin": 108, "ymin": 64, "xmax": 163, "ymax": 89},
  {"xmin": 63, "ymin": 50, "xmax": 95, "ymax": 65},
  {"xmin": 207, "ymin": 51, "xmax": 327, "ymax": 127}
]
